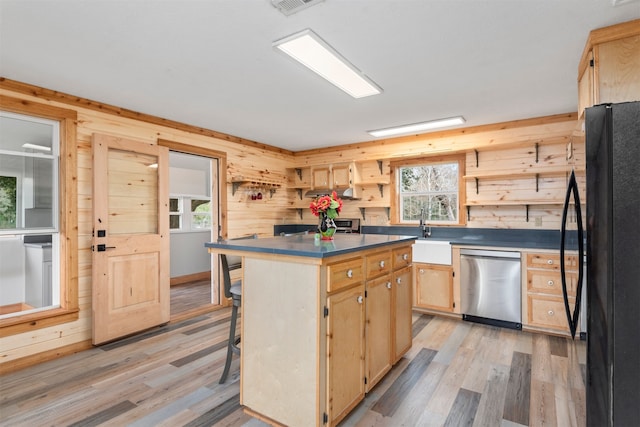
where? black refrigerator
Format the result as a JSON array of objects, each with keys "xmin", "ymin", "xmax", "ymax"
[{"xmin": 584, "ymin": 101, "xmax": 640, "ymax": 426}]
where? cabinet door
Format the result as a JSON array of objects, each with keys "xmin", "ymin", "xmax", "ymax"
[
  {"xmin": 313, "ymin": 167, "xmax": 331, "ymax": 189},
  {"xmin": 597, "ymin": 35, "xmax": 640, "ymax": 106},
  {"xmin": 392, "ymin": 266, "xmax": 412, "ymax": 363},
  {"xmin": 332, "ymin": 164, "xmax": 352, "ymax": 188},
  {"xmin": 365, "ymin": 275, "xmax": 392, "ymax": 392},
  {"xmin": 577, "ymin": 50, "xmax": 594, "ymax": 118},
  {"xmin": 414, "ymin": 263, "xmax": 453, "ymax": 312},
  {"xmin": 327, "ymin": 284, "xmax": 365, "ymax": 425}
]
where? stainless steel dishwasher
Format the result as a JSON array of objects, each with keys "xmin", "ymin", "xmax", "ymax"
[{"xmin": 460, "ymin": 249, "xmax": 522, "ymax": 329}]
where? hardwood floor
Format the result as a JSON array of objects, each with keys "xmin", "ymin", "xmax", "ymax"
[
  {"xmin": 0, "ymin": 311, "xmax": 586, "ymax": 426},
  {"xmin": 171, "ymin": 280, "xmax": 212, "ymax": 318}
]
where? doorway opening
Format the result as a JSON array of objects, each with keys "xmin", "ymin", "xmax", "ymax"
[{"xmin": 168, "ymin": 150, "xmax": 221, "ymax": 320}]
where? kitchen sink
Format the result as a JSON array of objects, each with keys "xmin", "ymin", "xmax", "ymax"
[{"xmin": 412, "ymin": 239, "xmax": 452, "ymax": 265}]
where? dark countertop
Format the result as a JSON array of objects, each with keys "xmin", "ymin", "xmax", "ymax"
[
  {"xmin": 205, "ymin": 234, "xmax": 416, "ymax": 259},
  {"xmin": 274, "ymin": 225, "xmax": 582, "ymax": 251}
]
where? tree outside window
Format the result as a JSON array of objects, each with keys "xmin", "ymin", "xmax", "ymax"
[
  {"xmin": 0, "ymin": 176, "xmax": 17, "ymax": 229},
  {"xmin": 398, "ymin": 160, "xmax": 461, "ymax": 224}
]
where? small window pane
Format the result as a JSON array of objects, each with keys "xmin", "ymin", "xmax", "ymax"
[
  {"xmin": 169, "ymin": 198, "xmax": 180, "ymax": 213},
  {"xmin": 399, "ymin": 161, "xmax": 459, "ymax": 223},
  {"xmin": 169, "ymin": 214, "xmax": 181, "ymax": 229}
]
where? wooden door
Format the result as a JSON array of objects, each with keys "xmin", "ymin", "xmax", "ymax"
[
  {"xmin": 91, "ymin": 133, "xmax": 169, "ymax": 344},
  {"xmin": 365, "ymin": 275, "xmax": 392, "ymax": 392},
  {"xmin": 327, "ymin": 284, "xmax": 365, "ymax": 426},
  {"xmin": 415, "ymin": 263, "xmax": 453, "ymax": 312},
  {"xmin": 392, "ymin": 266, "xmax": 413, "ymax": 362}
]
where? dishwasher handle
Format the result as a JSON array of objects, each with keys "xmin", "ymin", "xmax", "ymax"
[{"xmin": 460, "ymin": 249, "xmax": 521, "ymax": 259}]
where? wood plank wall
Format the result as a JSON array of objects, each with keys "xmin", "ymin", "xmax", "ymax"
[{"xmin": 0, "ymin": 80, "xmax": 583, "ymax": 368}]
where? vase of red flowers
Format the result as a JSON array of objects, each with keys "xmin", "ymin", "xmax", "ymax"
[{"xmin": 309, "ymin": 191, "xmax": 343, "ymax": 240}]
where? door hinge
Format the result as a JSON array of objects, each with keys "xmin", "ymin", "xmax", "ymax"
[
  {"xmin": 589, "ymin": 58, "xmax": 594, "ymax": 67},
  {"xmin": 324, "ymin": 306, "xmax": 329, "ymax": 317},
  {"xmin": 364, "ymin": 377, "xmax": 368, "ymax": 384},
  {"xmin": 453, "ymin": 302, "xmax": 456, "ymax": 308},
  {"xmin": 323, "ymin": 412, "xmax": 328, "ymax": 424},
  {"xmin": 452, "ymin": 271, "xmax": 455, "ymax": 277},
  {"xmin": 364, "ymin": 290, "xmax": 368, "ymax": 298}
]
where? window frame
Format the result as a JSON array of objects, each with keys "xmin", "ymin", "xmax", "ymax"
[
  {"xmin": 390, "ymin": 154, "xmax": 466, "ymax": 226},
  {"xmin": 169, "ymin": 195, "xmax": 212, "ymax": 233},
  {"xmin": 0, "ymin": 95, "xmax": 78, "ymax": 336}
]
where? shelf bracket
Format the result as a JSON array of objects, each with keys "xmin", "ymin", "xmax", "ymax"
[
  {"xmin": 376, "ymin": 160, "xmax": 383, "ymax": 175},
  {"xmin": 466, "ymin": 206, "xmax": 471, "ymax": 222},
  {"xmin": 475, "ymin": 177, "xmax": 479, "ymax": 194},
  {"xmin": 535, "ymin": 143, "xmax": 539, "ymax": 163},
  {"xmin": 526, "ymin": 204, "xmax": 530, "ymax": 222},
  {"xmin": 295, "ymin": 168, "xmax": 302, "ymax": 180},
  {"xmin": 296, "ymin": 189, "xmax": 303, "ymax": 200},
  {"xmin": 385, "ymin": 207, "xmax": 390, "ymax": 220},
  {"xmin": 296, "ymin": 208, "xmax": 303, "ymax": 220},
  {"xmin": 378, "ymin": 184, "xmax": 384, "ymax": 198},
  {"xmin": 269, "ymin": 188, "xmax": 277, "ymax": 198},
  {"xmin": 359, "ymin": 207, "xmax": 367, "ymax": 221},
  {"xmin": 232, "ymin": 182, "xmax": 241, "ymax": 196},
  {"xmin": 474, "ymin": 149, "xmax": 479, "ymax": 167},
  {"xmin": 535, "ymin": 173, "xmax": 539, "ymax": 192}
]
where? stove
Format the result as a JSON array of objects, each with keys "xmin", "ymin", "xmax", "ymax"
[{"xmin": 334, "ymin": 218, "xmax": 360, "ymax": 233}]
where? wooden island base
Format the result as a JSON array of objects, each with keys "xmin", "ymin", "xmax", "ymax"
[{"xmin": 206, "ymin": 234, "xmax": 415, "ymax": 427}]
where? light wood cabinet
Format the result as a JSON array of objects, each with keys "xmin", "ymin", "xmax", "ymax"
[
  {"xmin": 325, "ymin": 241, "xmax": 413, "ymax": 424},
  {"xmin": 577, "ymin": 19, "xmax": 640, "ymax": 118},
  {"xmin": 414, "ymin": 262, "xmax": 454, "ymax": 312},
  {"xmin": 327, "ymin": 284, "xmax": 366, "ymax": 425},
  {"xmin": 523, "ymin": 251, "xmax": 578, "ymax": 334},
  {"xmin": 365, "ymin": 275, "xmax": 392, "ymax": 392},
  {"xmin": 312, "ymin": 166, "xmax": 331, "ymax": 189},
  {"xmin": 331, "ymin": 163, "xmax": 352, "ymax": 188},
  {"xmin": 392, "ymin": 265, "xmax": 413, "ymax": 362}
]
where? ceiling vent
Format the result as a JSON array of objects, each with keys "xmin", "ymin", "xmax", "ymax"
[{"xmin": 271, "ymin": 0, "xmax": 324, "ymax": 16}]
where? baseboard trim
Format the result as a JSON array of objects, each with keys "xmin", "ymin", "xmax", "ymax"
[
  {"xmin": 170, "ymin": 271, "xmax": 211, "ymax": 286},
  {"xmin": 0, "ymin": 340, "xmax": 93, "ymax": 375}
]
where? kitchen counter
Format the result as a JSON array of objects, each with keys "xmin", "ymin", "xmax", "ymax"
[
  {"xmin": 206, "ymin": 234, "xmax": 415, "ymax": 426},
  {"xmin": 205, "ymin": 233, "xmax": 416, "ymax": 259}
]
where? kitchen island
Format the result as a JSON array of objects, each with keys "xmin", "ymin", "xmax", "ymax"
[{"xmin": 206, "ymin": 234, "xmax": 415, "ymax": 427}]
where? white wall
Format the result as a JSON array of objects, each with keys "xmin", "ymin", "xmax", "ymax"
[{"xmin": 169, "ymin": 231, "xmax": 212, "ymax": 278}]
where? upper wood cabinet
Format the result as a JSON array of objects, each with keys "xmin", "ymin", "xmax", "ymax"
[
  {"xmin": 312, "ymin": 166, "xmax": 331, "ymax": 189},
  {"xmin": 577, "ymin": 19, "xmax": 640, "ymax": 118}
]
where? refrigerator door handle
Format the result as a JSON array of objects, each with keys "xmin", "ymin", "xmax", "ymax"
[{"xmin": 560, "ymin": 170, "xmax": 584, "ymax": 339}]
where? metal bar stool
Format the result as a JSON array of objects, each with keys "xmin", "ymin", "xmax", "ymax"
[{"xmin": 219, "ymin": 234, "xmax": 257, "ymax": 384}]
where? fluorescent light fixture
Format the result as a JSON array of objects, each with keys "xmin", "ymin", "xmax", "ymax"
[
  {"xmin": 273, "ymin": 29, "xmax": 382, "ymax": 99},
  {"xmin": 22, "ymin": 143, "xmax": 51, "ymax": 152},
  {"xmin": 368, "ymin": 116, "xmax": 466, "ymax": 138}
]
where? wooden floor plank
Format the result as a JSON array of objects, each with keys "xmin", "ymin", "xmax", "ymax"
[
  {"xmin": 0, "ymin": 312, "xmax": 586, "ymax": 427},
  {"xmin": 443, "ymin": 388, "xmax": 482, "ymax": 427},
  {"xmin": 503, "ymin": 351, "xmax": 532, "ymax": 426}
]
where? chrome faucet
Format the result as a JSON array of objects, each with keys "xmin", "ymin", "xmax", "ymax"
[{"xmin": 419, "ymin": 209, "xmax": 431, "ymax": 238}]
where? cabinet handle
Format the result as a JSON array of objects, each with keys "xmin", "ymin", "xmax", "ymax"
[
  {"xmin": 357, "ymin": 295, "xmax": 363, "ymax": 304},
  {"xmin": 379, "ymin": 260, "xmax": 385, "ymax": 268},
  {"xmin": 547, "ymin": 259, "xmax": 554, "ymax": 265},
  {"xmin": 402, "ymin": 253, "xmax": 408, "ymax": 261},
  {"xmin": 548, "ymin": 310, "xmax": 554, "ymax": 316},
  {"xmin": 346, "ymin": 269, "xmax": 353, "ymax": 278},
  {"xmin": 396, "ymin": 277, "xmax": 402, "ymax": 284},
  {"xmin": 547, "ymin": 280, "xmax": 554, "ymax": 286},
  {"xmin": 386, "ymin": 282, "xmax": 392, "ymax": 289}
]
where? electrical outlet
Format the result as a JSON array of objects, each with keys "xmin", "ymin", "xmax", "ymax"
[{"xmin": 535, "ymin": 217, "xmax": 543, "ymax": 227}]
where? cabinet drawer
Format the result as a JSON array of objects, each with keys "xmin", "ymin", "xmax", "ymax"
[
  {"xmin": 527, "ymin": 270, "xmax": 577, "ymax": 296},
  {"xmin": 527, "ymin": 294, "xmax": 573, "ymax": 331},
  {"xmin": 527, "ymin": 253, "xmax": 578, "ymax": 271},
  {"xmin": 366, "ymin": 251, "xmax": 392, "ymax": 279},
  {"xmin": 392, "ymin": 246, "xmax": 412, "ymax": 270},
  {"xmin": 328, "ymin": 257, "xmax": 364, "ymax": 293}
]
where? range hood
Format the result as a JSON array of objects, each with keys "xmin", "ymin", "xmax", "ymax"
[{"xmin": 304, "ymin": 187, "xmax": 360, "ymax": 200}]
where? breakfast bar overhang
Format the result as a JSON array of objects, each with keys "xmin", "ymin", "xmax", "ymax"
[{"xmin": 206, "ymin": 234, "xmax": 416, "ymax": 427}]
